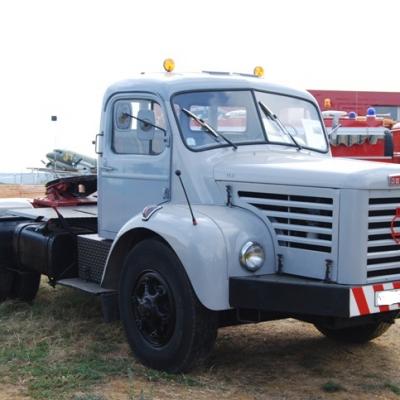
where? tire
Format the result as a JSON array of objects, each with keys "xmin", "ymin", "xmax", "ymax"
[
  {"xmin": 315, "ymin": 320, "xmax": 392, "ymax": 344},
  {"xmin": 119, "ymin": 239, "xmax": 218, "ymax": 373},
  {"xmin": 0, "ymin": 269, "xmax": 15, "ymax": 302},
  {"xmin": 10, "ymin": 271, "xmax": 41, "ymax": 302}
]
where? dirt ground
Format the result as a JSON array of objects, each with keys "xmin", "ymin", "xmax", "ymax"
[
  {"xmin": 3, "ymin": 320, "xmax": 398, "ymax": 400},
  {"xmin": 96, "ymin": 319, "xmax": 400, "ymax": 400}
]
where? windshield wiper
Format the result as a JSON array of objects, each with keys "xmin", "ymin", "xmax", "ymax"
[
  {"xmin": 122, "ymin": 112, "xmax": 166, "ymax": 132},
  {"xmin": 258, "ymin": 101, "xmax": 302, "ymax": 150},
  {"xmin": 182, "ymin": 108, "xmax": 238, "ymax": 150}
]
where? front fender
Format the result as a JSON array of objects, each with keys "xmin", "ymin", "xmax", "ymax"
[{"xmin": 102, "ymin": 204, "xmax": 274, "ymax": 310}]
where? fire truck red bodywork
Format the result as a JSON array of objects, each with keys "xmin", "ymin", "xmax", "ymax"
[
  {"xmin": 308, "ymin": 89, "xmax": 400, "ymax": 163},
  {"xmin": 324, "ymin": 113, "xmax": 400, "ymax": 163}
]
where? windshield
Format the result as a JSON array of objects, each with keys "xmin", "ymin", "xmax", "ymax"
[
  {"xmin": 255, "ymin": 92, "xmax": 327, "ymax": 151},
  {"xmin": 172, "ymin": 90, "xmax": 327, "ymax": 152}
]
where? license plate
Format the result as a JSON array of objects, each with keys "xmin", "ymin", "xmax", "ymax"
[{"xmin": 375, "ymin": 289, "xmax": 400, "ymax": 306}]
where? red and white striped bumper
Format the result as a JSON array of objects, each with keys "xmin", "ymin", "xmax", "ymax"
[{"xmin": 350, "ymin": 282, "xmax": 400, "ymax": 317}]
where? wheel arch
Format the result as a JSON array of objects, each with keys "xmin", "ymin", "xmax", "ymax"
[
  {"xmin": 101, "ymin": 227, "xmax": 168, "ymax": 290},
  {"xmin": 101, "ymin": 204, "xmax": 274, "ymax": 311},
  {"xmin": 101, "ymin": 205, "xmax": 230, "ymax": 310}
]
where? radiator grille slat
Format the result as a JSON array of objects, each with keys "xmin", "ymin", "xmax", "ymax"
[
  {"xmin": 367, "ymin": 262, "xmax": 400, "ymax": 272},
  {"xmin": 272, "ymin": 222, "xmax": 332, "ymax": 235},
  {"xmin": 369, "ymin": 215, "xmax": 399, "ymax": 223},
  {"xmin": 261, "ymin": 210, "xmax": 332, "ymax": 223},
  {"xmin": 239, "ymin": 196, "xmax": 333, "ymax": 211},
  {"xmin": 367, "ymin": 195, "xmax": 400, "ymax": 280},
  {"xmin": 368, "ymin": 227, "xmax": 396, "ymax": 235},
  {"xmin": 369, "ymin": 203, "xmax": 399, "ymax": 211},
  {"xmin": 367, "ymin": 250, "xmax": 400, "ymax": 260},
  {"xmin": 368, "ymin": 239, "xmax": 398, "ymax": 247},
  {"xmin": 276, "ymin": 234, "xmax": 331, "ymax": 247},
  {"xmin": 238, "ymin": 190, "xmax": 333, "ymax": 253}
]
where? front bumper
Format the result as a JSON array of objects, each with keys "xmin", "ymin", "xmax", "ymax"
[{"xmin": 229, "ymin": 274, "xmax": 400, "ymax": 318}]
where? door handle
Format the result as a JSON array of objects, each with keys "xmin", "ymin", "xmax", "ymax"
[
  {"xmin": 100, "ymin": 166, "xmax": 115, "ymax": 172},
  {"xmin": 93, "ymin": 132, "xmax": 104, "ymax": 155}
]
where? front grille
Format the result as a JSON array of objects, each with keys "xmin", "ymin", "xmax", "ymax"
[
  {"xmin": 238, "ymin": 191, "xmax": 334, "ymax": 253},
  {"xmin": 367, "ymin": 196, "xmax": 400, "ymax": 279}
]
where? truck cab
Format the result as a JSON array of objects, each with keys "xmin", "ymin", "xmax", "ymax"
[{"xmin": 1, "ymin": 63, "xmax": 400, "ymax": 373}]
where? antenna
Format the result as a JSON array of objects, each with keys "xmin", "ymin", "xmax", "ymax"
[{"xmin": 175, "ymin": 170, "xmax": 197, "ymax": 226}]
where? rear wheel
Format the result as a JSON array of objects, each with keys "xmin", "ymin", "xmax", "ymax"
[
  {"xmin": 119, "ymin": 239, "xmax": 218, "ymax": 373},
  {"xmin": 315, "ymin": 320, "xmax": 392, "ymax": 343}
]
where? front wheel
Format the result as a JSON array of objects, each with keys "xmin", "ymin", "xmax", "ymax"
[
  {"xmin": 314, "ymin": 320, "xmax": 393, "ymax": 344},
  {"xmin": 119, "ymin": 239, "xmax": 218, "ymax": 373}
]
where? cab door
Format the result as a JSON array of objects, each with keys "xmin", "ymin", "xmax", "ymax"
[{"xmin": 98, "ymin": 93, "xmax": 171, "ymax": 239}]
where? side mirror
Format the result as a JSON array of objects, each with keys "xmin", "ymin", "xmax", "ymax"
[{"xmin": 115, "ymin": 102, "xmax": 132, "ymax": 130}]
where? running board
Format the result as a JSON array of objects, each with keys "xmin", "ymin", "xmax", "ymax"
[
  {"xmin": 56, "ymin": 278, "xmax": 119, "ymax": 322},
  {"xmin": 56, "ymin": 278, "xmax": 115, "ymax": 295}
]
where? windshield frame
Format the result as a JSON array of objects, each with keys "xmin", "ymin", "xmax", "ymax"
[{"xmin": 171, "ymin": 88, "xmax": 329, "ymax": 154}]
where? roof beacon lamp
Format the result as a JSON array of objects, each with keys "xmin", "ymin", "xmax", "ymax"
[
  {"xmin": 163, "ymin": 58, "xmax": 175, "ymax": 73},
  {"xmin": 367, "ymin": 107, "xmax": 376, "ymax": 118},
  {"xmin": 323, "ymin": 98, "xmax": 332, "ymax": 109},
  {"xmin": 348, "ymin": 111, "xmax": 357, "ymax": 120},
  {"xmin": 253, "ymin": 66, "xmax": 264, "ymax": 78}
]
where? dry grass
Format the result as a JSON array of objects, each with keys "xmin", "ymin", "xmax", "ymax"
[{"xmin": 0, "ymin": 281, "xmax": 399, "ymax": 400}]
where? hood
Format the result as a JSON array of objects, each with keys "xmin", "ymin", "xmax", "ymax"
[{"xmin": 213, "ymin": 150, "xmax": 400, "ymax": 190}]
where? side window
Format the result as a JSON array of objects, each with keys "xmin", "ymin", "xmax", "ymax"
[{"xmin": 113, "ymin": 99, "xmax": 166, "ymax": 155}]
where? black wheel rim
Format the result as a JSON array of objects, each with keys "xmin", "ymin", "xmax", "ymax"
[{"xmin": 132, "ymin": 270, "xmax": 176, "ymax": 347}]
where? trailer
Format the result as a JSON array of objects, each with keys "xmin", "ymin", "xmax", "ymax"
[{"xmin": 1, "ymin": 62, "xmax": 400, "ymax": 373}]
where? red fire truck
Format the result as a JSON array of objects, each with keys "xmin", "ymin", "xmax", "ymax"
[
  {"xmin": 323, "ymin": 108, "xmax": 400, "ymax": 163},
  {"xmin": 309, "ymin": 89, "xmax": 400, "ymax": 163}
]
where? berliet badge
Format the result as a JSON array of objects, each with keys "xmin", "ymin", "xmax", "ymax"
[{"xmin": 388, "ymin": 174, "xmax": 400, "ymax": 186}]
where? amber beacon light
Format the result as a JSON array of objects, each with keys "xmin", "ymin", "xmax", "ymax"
[
  {"xmin": 253, "ymin": 66, "xmax": 264, "ymax": 77},
  {"xmin": 163, "ymin": 58, "xmax": 175, "ymax": 72},
  {"xmin": 323, "ymin": 98, "xmax": 332, "ymax": 109}
]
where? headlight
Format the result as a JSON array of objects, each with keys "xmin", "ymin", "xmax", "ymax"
[{"xmin": 239, "ymin": 241, "xmax": 264, "ymax": 272}]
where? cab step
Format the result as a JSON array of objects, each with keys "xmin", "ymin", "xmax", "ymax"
[
  {"xmin": 56, "ymin": 277, "xmax": 115, "ymax": 294},
  {"xmin": 56, "ymin": 278, "xmax": 119, "ymax": 322}
]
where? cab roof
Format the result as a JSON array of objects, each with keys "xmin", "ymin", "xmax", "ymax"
[{"xmin": 103, "ymin": 72, "xmax": 315, "ymax": 104}]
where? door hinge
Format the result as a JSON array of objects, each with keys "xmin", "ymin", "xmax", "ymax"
[{"xmin": 162, "ymin": 187, "xmax": 170, "ymax": 200}]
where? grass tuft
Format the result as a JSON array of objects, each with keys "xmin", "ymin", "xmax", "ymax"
[
  {"xmin": 143, "ymin": 369, "xmax": 203, "ymax": 387},
  {"xmin": 385, "ymin": 382, "xmax": 400, "ymax": 396},
  {"xmin": 72, "ymin": 395, "xmax": 108, "ymax": 400},
  {"xmin": 321, "ymin": 380, "xmax": 344, "ymax": 393}
]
